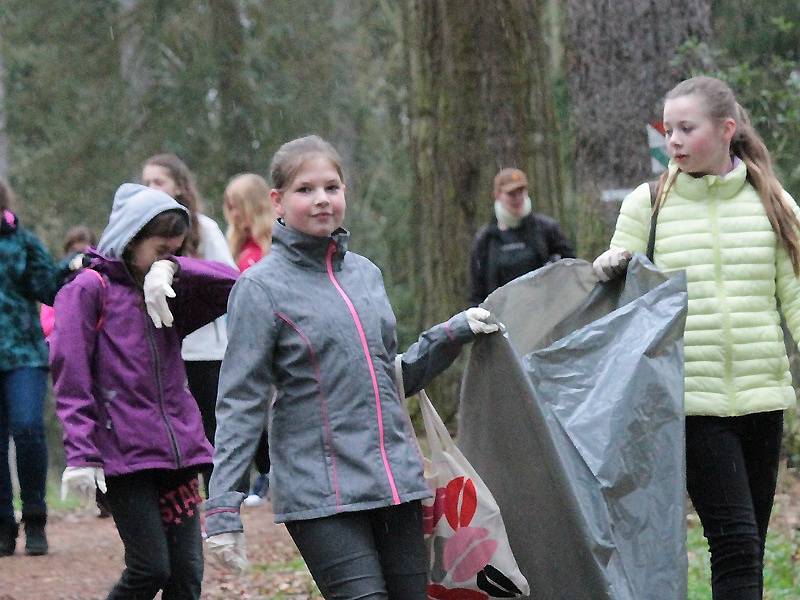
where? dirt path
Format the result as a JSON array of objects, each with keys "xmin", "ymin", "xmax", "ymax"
[
  {"xmin": 2, "ymin": 471, "xmax": 798, "ymax": 599},
  {"xmin": 1, "ymin": 503, "xmax": 321, "ymax": 600}
]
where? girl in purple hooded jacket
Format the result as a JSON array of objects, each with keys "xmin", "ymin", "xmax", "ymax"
[{"xmin": 50, "ymin": 183, "xmax": 237, "ymax": 600}]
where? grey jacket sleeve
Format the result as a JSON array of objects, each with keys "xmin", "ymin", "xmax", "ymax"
[
  {"xmin": 205, "ymin": 277, "xmax": 277, "ymax": 537},
  {"xmin": 400, "ymin": 311, "xmax": 475, "ymax": 397}
]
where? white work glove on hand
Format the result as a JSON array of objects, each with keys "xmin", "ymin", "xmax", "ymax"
[
  {"xmin": 592, "ymin": 246, "xmax": 632, "ymax": 282},
  {"xmin": 465, "ymin": 307, "xmax": 500, "ymax": 335},
  {"xmin": 61, "ymin": 466, "xmax": 107, "ymax": 502},
  {"xmin": 68, "ymin": 253, "xmax": 86, "ymax": 271},
  {"xmin": 206, "ymin": 532, "xmax": 249, "ymax": 574},
  {"xmin": 143, "ymin": 259, "xmax": 178, "ymax": 328}
]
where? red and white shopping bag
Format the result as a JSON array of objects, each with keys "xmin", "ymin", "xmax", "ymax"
[{"xmin": 417, "ymin": 390, "xmax": 530, "ymax": 599}]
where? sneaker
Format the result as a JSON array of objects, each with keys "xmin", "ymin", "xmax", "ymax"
[
  {"xmin": 242, "ymin": 494, "xmax": 265, "ymax": 508},
  {"xmin": 242, "ymin": 472, "xmax": 270, "ymax": 508}
]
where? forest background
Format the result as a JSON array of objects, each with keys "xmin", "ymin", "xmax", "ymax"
[{"xmin": 1, "ymin": 0, "xmax": 800, "ymax": 465}]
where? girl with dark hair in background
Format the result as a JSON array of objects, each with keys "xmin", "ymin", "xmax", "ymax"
[{"xmin": 142, "ymin": 154, "xmax": 237, "ymax": 495}]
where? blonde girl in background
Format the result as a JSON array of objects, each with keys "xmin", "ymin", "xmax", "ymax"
[
  {"xmin": 222, "ymin": 173, "xmax": 274, "ymax": 505},
  {"xmin": 142, "ymin": 154, "xmax": 237, "ymax": 495},
  {"xmin": 594, "ymin": 75, "xmax": 800, "ymax": 600},
  {"xmin": 224, "ymin": 173, "xmax": 274, "ymax": 271}
]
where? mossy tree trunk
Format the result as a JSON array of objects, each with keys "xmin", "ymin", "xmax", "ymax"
[
  {"xmin": 210, "ymin": 0, "xmax": 256, "ymax": 176},
  {"xmin": 0, "ymin": 31, "xmax": 8, "ymax": 180},
  {"xmin": 403, "ymin": 0, "xmax": 562, "ymax": 420},
  {"xmin": 564, "ymin": 0, "xmax": 711, "ymax": 256}
]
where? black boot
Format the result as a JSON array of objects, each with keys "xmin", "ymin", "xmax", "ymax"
[
  {"xmin": 22, "ymin": 514, "xmax": 48, "ymax": 556},
  {"xmin": 0, "ymin": 520, "xmax": 18, "ymax": 557}
]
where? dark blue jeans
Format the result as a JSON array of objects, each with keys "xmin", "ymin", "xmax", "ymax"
[
  {"xmin": 0, "ymin": 367, "xmax": 48, "ymax": 524},
  {"xmin": 686, "ymin": 411, "xmax": 783, "ymax": 600},
  {"xmin": 286, "ymin": 501, "xmax": 427, "ymax": 600}
]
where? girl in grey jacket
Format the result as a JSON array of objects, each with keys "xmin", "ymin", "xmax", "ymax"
[{"xmin": 205, "ymin": 135, "xmax": 498, "ymax": 599}]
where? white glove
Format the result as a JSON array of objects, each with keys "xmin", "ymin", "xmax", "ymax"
[
  {"xmin": 143, "ymin": 259, "xmax": 178, "ymax": 328},
  {"xmin": 465, "ymin": 307, "xmax": 500, "ymax": 335},
  {"xmin": 68, "ymin": 253, "xmax": 85, "ymax": 271},
  {"xmin": 61, "ymin": 466, "xmax": 107, "ymax": 502},
  {"xmin": 206, "ymin": 532, "xmax": 249, "ymax": 574},
  {"xmin": 592, "ymin": 246, "xmax": 632, "ymax": 282}
]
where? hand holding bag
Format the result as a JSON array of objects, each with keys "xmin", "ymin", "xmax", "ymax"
[{"xmin": 416, "ymin": 389, "xmax": 530, "ymax": 599}]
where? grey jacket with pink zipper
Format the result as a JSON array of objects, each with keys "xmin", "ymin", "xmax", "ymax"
[{"xmin": 205, "ymin": 221, "xmax": 475, "ymax": 532}]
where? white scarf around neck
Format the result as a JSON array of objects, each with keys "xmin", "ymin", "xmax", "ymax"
[{"xmin": 494, "ymin": 195, "xmax": 532, "ymax": 230}]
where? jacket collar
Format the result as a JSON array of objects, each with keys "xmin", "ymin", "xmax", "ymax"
[
  {"xmin": 670, "ymin": 157, "xmax": 748, "ymax": 200},
  {"xmin": 272, "ymin": 220, "xmax": 350, "ymax": 272}
]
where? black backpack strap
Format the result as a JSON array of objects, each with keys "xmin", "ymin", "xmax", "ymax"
[{"xmin": 646, "ymin": 180, "xmax": 659, "ymax": 262}]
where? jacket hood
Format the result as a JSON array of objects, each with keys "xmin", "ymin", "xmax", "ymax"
[{"xmin": 97, "ymin": 183, "xmax": 189, "ymax": 259}]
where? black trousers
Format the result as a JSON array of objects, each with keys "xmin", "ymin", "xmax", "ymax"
[
  {"xmin": 286, "ymin": 501, "xmax": 427, "ymax": 600},
  {"xmin": 104, "ymin": 469, "xmax": 204, "ymax": 600},
  {"xmin": 184, "ymin": 360, "xmax": 220, "ymax": 494},
  {"xmin": 685, "ymin": 411, "xmax": 783, "ymax": 600},
  {"xmin": 185, "ymin": 360, "xmax": 270, "ymax": 493}
]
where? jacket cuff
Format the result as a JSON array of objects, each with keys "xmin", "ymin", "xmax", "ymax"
[
  {"xmin": 204, "ymin": 491, "xmax": 246, "ymax": 537},
  {"xmin": 445, "ymin": 311, "xmax": 476, "ymax": 343}
]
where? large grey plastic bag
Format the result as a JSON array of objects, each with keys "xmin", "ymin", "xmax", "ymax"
[{"xmin": 457, "ymin": 256, "xmax": 688, "ymax": 600}]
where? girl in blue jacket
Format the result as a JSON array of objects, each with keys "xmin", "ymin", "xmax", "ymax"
[
  {"xmin": 204, "ymin": 135, "xmax": 499, "ymax": 599},
  {"xmin": 0, "ymin": 178, "xmax": 77, "ymax": 558},
  {"xmin": 594, "ymin": 76, "xmax": 800, "ymax": 599},
  {"xmin": 52, "ymin": 184, "xmax": 237, "ymax": 600}
]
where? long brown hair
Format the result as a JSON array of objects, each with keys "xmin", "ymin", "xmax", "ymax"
[
  {"xmin": 223, "ymin": 173, "xmax": 274, "ymax": 260},
  {"xmin": 653, "ymin": 76, "xmax": 800, "ymax": 275},
  {"xmin": 142, "ymin": 153, "xmax": 203, "ymax": 257}
]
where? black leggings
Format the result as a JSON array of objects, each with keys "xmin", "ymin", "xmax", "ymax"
[
  {"xmin": 185, "ymin": 360, "xmax": 269, "ymax": 494},
  {"xmin": 184, "ymin": 360, "xmax": 220, "ymax": 495},
  {"xmin": 104, "ymin": 469, "xmax": 204, "ymax": 600},
  {"xmin": 286, "ymin": 501, "xmax": 427, "ymax": 600},
  {"xmin": 685, "ymin": 411, "xmax": 783, "ymax": 600}
]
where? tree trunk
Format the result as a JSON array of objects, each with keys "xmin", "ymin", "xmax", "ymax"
[
  {"xmin": 0, "ymin": 33, "xmax": 8, "ymax": 180},
  {"xmin": 210, "ymin": 0, "xmax": 255, "ymax": 175},
  {"xmin": 403, "ymin": 0, "xmax": 562, "ymax": 419},
  {"xmin": 118, "ymin": 0, "xmax": 149, "ymax": 109},
  {"xmin": 565, "ymin": 0, "xmax": 711, "ymax": 255}
]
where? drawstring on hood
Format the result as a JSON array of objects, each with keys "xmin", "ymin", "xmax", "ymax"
[
  {"xmin": 97, "ymin": 184, "xmax": 189, "ymax": 259},
  {"xmin": 494, "ymin": 195, "xmax": 532, "ymax": 230}
]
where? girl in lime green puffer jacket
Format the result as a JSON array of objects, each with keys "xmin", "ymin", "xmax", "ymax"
[{"xmin": 594, "ymin": 75, "xmax": 800, "ymax": 600}]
